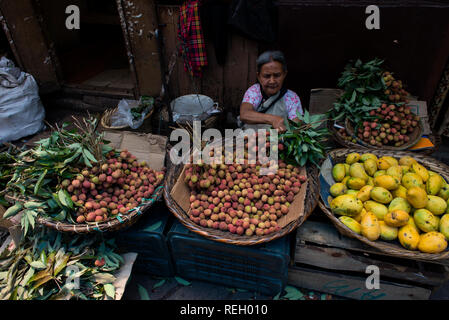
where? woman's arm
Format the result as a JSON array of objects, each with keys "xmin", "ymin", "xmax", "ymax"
[{"xmin": 240, "ymin": 102, "xmax": 286, "ymax": 131}]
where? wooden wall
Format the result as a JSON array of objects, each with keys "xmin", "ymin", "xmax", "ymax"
[{"xmin": 157, "ymin": 5, "xmax": 258, "ymax": 117}]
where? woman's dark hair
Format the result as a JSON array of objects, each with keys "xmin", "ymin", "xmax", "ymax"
[{"xmin": 256, "ymin": 50, "xmax": 287, "ymax": 73}]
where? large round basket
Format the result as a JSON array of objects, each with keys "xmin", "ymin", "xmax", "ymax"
[
  {"xmin": 319, "ymin": 148, "xmax": 449, "ymax": 261},
  {"xmin": 100, "ymin": 106, "xmax": 154, "ymax": 130},
  {"xmin": 164, "ymin": 161, "xmax": 320, "ymax": 246},
  {"xmin": 7, "ymin": 184, "xmax": 165, "ymax": 234}
]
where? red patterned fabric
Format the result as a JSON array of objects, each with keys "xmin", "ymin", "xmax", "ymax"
[{"xmin": 178, "ymin": 0, "xmax": 208, "ymax": 78}]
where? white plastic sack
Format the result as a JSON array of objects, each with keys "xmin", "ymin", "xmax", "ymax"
[
  {"xmin": 0, "ymin": 57, "xmax": 45, "ymax": 143},
  {"xmin": 110, "ymin": 98, "xmax": 152, "ymax": 129}
]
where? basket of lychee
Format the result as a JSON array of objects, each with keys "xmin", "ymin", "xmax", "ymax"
[
  {"xmin": 39, "ymin": 149, "xmax": 166, "ymax": 233},
  {"xmin": 345, "ymin": 103, "xmax": 423, "ymax": 151},
  {"xmin": 164, "ymin": 137, "xmax": 320, "ymax": 245}
]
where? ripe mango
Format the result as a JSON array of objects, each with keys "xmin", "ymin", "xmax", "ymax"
[
  {"xmin": 438, "ymin": 184, "xmax": 449, "ymax": 200},
  {"xmin": 346, "ymin": 189, "xmax": 359, "ymax": 195},
  {"xmin": 384, "ymin": 209, "xmax": 410, "ymax": 227},
  {"xmin": 386, "ymin": 166, "xmax": 403, "ymax": 180},
  {"xmin": 360, "ymin": 153, "xmax": 378, "ymax": 163},
  {"xmin": 402, "ymin": 173, "xmax": 424, "ymax": 190},
  {"xmin": 399, "ymin": 156, "xmax": 417, "ymax": 167},
  {"xmin": 379, "ymin": 221, "xmax": 399, "ymax": 241},
  {"xmin": 418, "ymin": 232, "xmax": 447, "ymax": 254},
  {"xmin": 364, "ymin": 201, "xmax": 388, "ymax": 221},
  {"xmin": 330, "ymin": 183, "xmax": 347, "ymax": 197},
  {"xmin": 330, "ymin": 194, "xmax": 363, "ymax": 217},
  {"xmin": 426, "ymin": 175, "xmax": 443, "ymax": 196},
  {"xmin": 370, "ymin": 187, "xmax": 393, "ymax": 204},
  {"xmin": 400, "ymin": 165, "xmax": 411, "ymax": 175},
  {"xmin": 341, "ymin": 176, "xmax": 350, "ymax": 186},
  {"xmin": 439, "ymin": 214, "xmax": 449, "ymax": 240},
  {"xmin": 407, "ymin": 217, "xmax": 421, "ymax": 234},
  {"xmin": 398, "ymin": 224, "xmax": 420, "ymax": 250},
  {"xmin": 339, "ymin": 216, "xmax": 362, "ymax": 234},
  {"xmin": 374, "ymin": 175, "xmax": 400, "ymax": 191},
  {"xmin": 353, "ymin": 208, "xmax": 367, "ymax": 223},
  {"xmin": 346, "ymin": 153, "xmax": 361, "ymax": 165},
  {"xmin": 349, "ymin": 163, "xmax": 369, "ymax": 182},
  {"xmin": 367, "ymin": 176, "xmax": 374, "ymax": 187},
  {"xmin": 373, "ymin": 170, "xmax": 386, "ymax": 178},
  {"xmin": 361, "ymin": 212, "xmax": 381, "ymax": 241},
  {"xmin": 388, "ymin": 197, "xmax": 411, "ymax": 213},
  {"xmin": 346, "ymin": 177, "xmax": 366, "ymax": 190},
  {"xmin": 392, "ymin": 185, "xmax": 408, "ymax": 199},
  {"xmin": 364, "ymin": 159, "xmax": 378, "ymax": 177},
  {"xmin": 377, "ymin": 158, "xmax": 392, "ymax": 170},
  {"xmin": 357, "ymin": 185, "xmax": 373, "ymax": 202},
  {"xmin": 332, "ymin": 164, "xmax": 346, "ymax": 182},
  {"xmin": 414, "ymin": 208, "xmax": 439, "ymax": 233},
  {"xmin": 380, "ymin": 156, "xmax": 399, "ymax": 169},
  {"xmin": 428, "ymin": 171, "xmax": 446, "ymax": 186},
  {"xmin": 425, "ymin": 195, "xmax": 447, "ymax": 216},
  {"xmin": 406, "ymin": 187, "xmax": 428, "ymax": 209},
  {"xmin": 411, "ymin": 163, "xmax": 430, "ymax": 183},
  {"xmin": 344, "ymin": 163, "xmax": 350, "ymax": 176}
]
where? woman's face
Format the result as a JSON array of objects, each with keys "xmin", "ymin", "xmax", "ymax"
[{"xmin": 257, "ymin": 61, "xmax": 287, "ymax": 97}]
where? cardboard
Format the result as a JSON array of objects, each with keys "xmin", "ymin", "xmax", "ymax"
[
  {"xmin": 408, "ymin": 99, "xmax": 431, "ymax": 135},
  {"xmin": 308, "ymin": 88, "xmax": 343, "ymax": 115},
  {"xmin": 103, "ymin": 131, "xmax": 167, "ymax": 171},
  {"xmin": 170, "ymin": 164, "xmax": 309, "ymax": 232}
]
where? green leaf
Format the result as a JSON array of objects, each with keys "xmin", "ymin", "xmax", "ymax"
[
  {"xmin": 33, "ymin": 169, "xmax": 48, "ymax": 195},
  {"xmin": 83, "ymin": 149, "xmax": 98, "ymax": 163},
  {"xmin": 58, "ymin": 189, "xmax": 73, "ymax": 209},
  {"xmin": 152, "ymin": 279, "xmax": 166, "ymax": 290},
  {"xmin": 103, "ymin": 284, "xmax": 115, "ymax": 299},
  {"xmin": 282, "ymin": 286, "xmax": 305, "ymax": 300},
  {"xmin": 137, "ymin": 284, "xmax": 150, "ymax": 300},
  {"xmin": 174, "ymin": 277, "xmax": 191, "ymax": 286},
  {"xmin": 3, "ymin": 203, "xmax": 23, "ymax": 218},
  {"xmin": 30, "ymin": 261, "xmax": 47, "ymax": 269}
]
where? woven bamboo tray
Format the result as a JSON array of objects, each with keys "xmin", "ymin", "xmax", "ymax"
[
  {"xmin": 319, "ymin": 148, "xmax": 449, "ymax": 261},
  {"xmin": 164, "ymin": 161, "xmax": 320, "ymax": 246},
  {"xmin": 100, "ymin": 106, "xmax": 154, "ymax": 130},
  {"xmin": 6, "ymin": 184, "xmax": 164, "ymax": 234}
]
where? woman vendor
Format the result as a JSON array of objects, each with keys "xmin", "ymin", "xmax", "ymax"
[{"xmin": 238, "ymin": 50, "xmax": 303, "ymax": 131}]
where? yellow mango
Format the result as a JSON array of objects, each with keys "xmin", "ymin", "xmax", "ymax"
[
  {"xmin": 399, "ymin": 156, "xmax": 417, "ymax": 167},
  {"xmin": 438, "ymin": 184, "xmax": 449, "ymax": 200},
  {"xmin": 426, "ymin": 175, "xmax": 443, "ymax": 196},
  {"xmin": 364, "ymin": 159, "xmax": 378, "ymax": 177},
  {"xmin": 388, "ymin": 197, "xmax": 411, "ymax": 213},
  {"xmin": 367, "ymin": 176, "xmax": 374, "ymax": 187},
  {"xmin": 357, "ymin": 185, "xmax": 374, "ymax": 202},
  {"xmin": 386, "ymin": 166, "xmax": 403, "ymax": 180},
  {"xmin": 400, "ymin": 165, "xmax": 410, "ymax": 175},
  {"xmin": 364, "ymin": 201, "xmax": 388, "ymax": 221},
  {"xmin": 398, "ymin": 224, "xmax": 420, "ymax": 250},
  {"xmin": 373, "ymin": 170, "xmax": 386, "ymax": 178},
  {"xmin": 402, "ymin": 173, "xmax": 424, "ymax": 190},
  {"xmin": 379, "ymin": 221, "xmax": 399, "ymax": 241},
  {"xmin": 374, "ymin": 175, "xmax": 400, "ymax": 191},
  {"xmin": 428, "ymin": 171, "xmax": 446, "ymax": 186},
  {"xmin": 383, "ymin": 156, "xmax": 399, "ymax": 167},
  {"xmin": 411, "ymin": 163, "xmax": 430, "ymax": 183},
  {"xmin": 384, "ymin": 210, "xmax": 410, "ymax": 227},
  {"xmin": 377, "ymin": 158, "xmax": 392, "ymax": 170},
  {"xmin": 418, "ymin": 232, "xmax": 448, "ymax": 254},
  {"xmin": 344, "ymin": 163, "xmax": 350, "ymax": 176},
  {"xmin": 360, "ymin": 153, "xmax": 378, "ymax": 163},
  {"xmin": 425, "ymin": 195, "xmax": 447, "ymax": 216},
  {"xmin": 392, "ymin": 185, "xmax": 408, "ymax": 199},
  {"xmin": 339, "ymin": 216, "xmax": 362, "ymax": 234},
  {"xmin": 439, "ymin": 214, "xmax": 449, "ymax": 240},
  {"xmin": 332, "ymin": 163, "xmax": 346, "ymax": 182},
  {"xmin": 361, "ymin": 212, "xmax": 381, "ymax": 241},
  {"xmin": 330, "ymin": 183, "xmax": 348, "ymax": 197},
  {"xmin": 341, "ymin": 176, "xmax": 350, "ymax": 186},
  {"xmin": 346, "ymin": 153, "xmax": 361, "ymax": 165},
  {"xmin": 330, "ymin": 194, "xmax": 364, "ymax": 217},
  {"xmin": 370, "ymin": 187, "xmax": 393, "ymax": 204},
  {"xmin": 414, "ymin": 209, "xmax": 439, "ymax": 233},
  {"xmin": 353, "ymin": 208, "xmax": 367, "ymax": 223},
  {"xmin": 349, "ymin": 163, "xmax": 369, "ymax": 182},
  {"xmin": 406, "ymin": 187, "xmax": 428, "ymax": 209},
  {"xmin": 346, "ymin": 177, "xmax": 366, "ymax": 190},
  {"xmin": 407, "ymin": 217, "xmax": 420, "ymax": 234},
  {"xmin": 346, "ymin": 189, "xmax": 359, "ymax": 195}
]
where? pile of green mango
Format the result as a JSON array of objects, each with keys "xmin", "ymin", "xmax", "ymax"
[{"xmin": 329, "ymin": 152, "xmax": 449, "ymax": 254}]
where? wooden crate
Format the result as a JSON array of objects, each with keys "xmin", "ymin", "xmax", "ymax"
[{"xmin": 288, "ymin": 214, "xmax": 449, "ymax": 300}]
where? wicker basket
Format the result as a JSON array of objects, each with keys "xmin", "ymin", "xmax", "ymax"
[
  {"xmin": 6, "ymin": 184, "xmax": 164, "ymax": 234},
  {"xmin": 100, "ymin": 106, "xmax": 154, "ymax": 130},
  {"xmin": 319, "ymin": 148, "xmax": 449, "ymax": 261},
  {"xmin": 164, "ymin": 161, "xmax": 320, "ymax": 246}
]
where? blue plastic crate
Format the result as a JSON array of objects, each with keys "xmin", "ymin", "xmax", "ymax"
[
  {"xmin": 115, "ymin": 201, "xmax": 174, "ymax": 277},
  {"xmin": 167, "ymin": 220, "xmax": 290, "ymax": 296}
]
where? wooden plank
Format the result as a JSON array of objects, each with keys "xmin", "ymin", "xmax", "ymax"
[
  {"xmin": 295, "ymin": 244, "xmax": 446, "ymax": 287},
  {"xmin": 288, "ymin": 266, "xmax": 431, "ymax": 300},
  {"xmin": 200, "ymin": 33, "xmax": 224, "ymax": 109},
  {"xmin": 0, "ymin": 0, "xmax": 60, "ymax": 92},
  {"xmin": 118, "ymin": 0, "xmax": 163, "ymax": 97},
  {"xmin": 298, "ymin": 220, "xmax": 449, "ymax": 267}
]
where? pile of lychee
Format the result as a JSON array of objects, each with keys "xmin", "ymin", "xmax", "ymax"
[
  {"xmin": 356, "ymin": 103, "xmax": 420, "ymax": 147},
  {"xmin": 383, "ymin": 71, "xmax": 410, "ymax": 103},
  {"xmin": 62, "ymin": 150, "xmax": 165, "ymax": 224},
  {"xmin": 183, "ymin": 136, "xmax": 307, "ymax": 237}
]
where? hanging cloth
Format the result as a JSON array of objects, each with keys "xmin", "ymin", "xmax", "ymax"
[{"xmin": 178, "ymin": 0, "xmax": 208, "ymax": 78}]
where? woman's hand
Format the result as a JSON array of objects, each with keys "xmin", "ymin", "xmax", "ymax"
[{"xmin": 271, "ymin": 115, "xmax": 286, "ymax": 132}]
